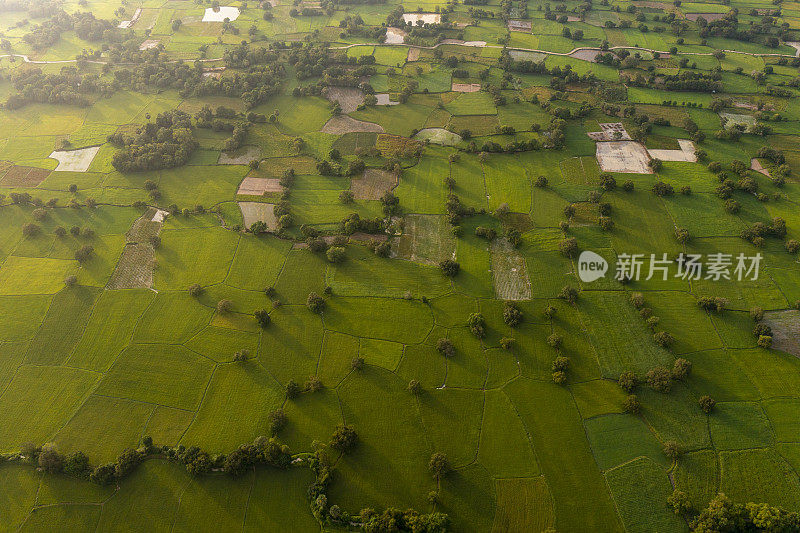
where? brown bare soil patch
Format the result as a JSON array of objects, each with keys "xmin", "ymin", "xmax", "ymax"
[
  {"xmin": 237, "ymin": 177, "xmax": 283, "ymax": 196},
  {"xmin": 491, "ymin": 237, "xmax": 532, "ymax": 300},
  {"xmin": 351, "ymin": 169, "xmax": 397, "ymax": 200},
  {"xmin": 0, "ymin": 166, "xmax": 51, "ymax": 187},
  {"xmin": 108, "ymin": 208, "xmax": 164, "ymax": 289},
  {"xmin": 393, "ymin": 214, "xmax": 456, "ymax": 265},
  {"xmin": 321, "ymin": 116, "xmax": 384, "ymax": 135},
  {"xmin": 324, "ymin": 87, "xmax": 364, "ymax": 114},
  {"xmin": 751, "ymin": 158, "xmax": 770, "ymax": 177},
  {"xmin": 764, "ymin": 310, "xmax": 800, "ymax": 357},
  {"xmin": 452, "ymin": 83, "xmax": 481, "ymax": 93}
]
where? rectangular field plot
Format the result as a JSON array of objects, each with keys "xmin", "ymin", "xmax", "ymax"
[
  {"xmin": 393, "ymin": 214, "xmax": 456, "ymax": 265},
  {"xmin": 490, "ymin": 237, "xmax": 531, "ymax": 300}
]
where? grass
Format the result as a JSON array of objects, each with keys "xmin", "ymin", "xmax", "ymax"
[
  {"xmin": 505, "ymin": 378, "xmax": 625, "ymax": 532},
  {"xmin": 585, "ymin": 413, "xmax": 670, "ymax": 470},
  {"xmin": 0, "ymin": 365, "xmax": 98, "ymax": 452},
  {"xmin": 94, "ymin": 344, "xmax": 215, "ymax": 411},
  {"xmin": 605, "ymin": 457, "xmax": 688, "ymax": 533},
  {"xmin": 180, "ymin": 362, "xmax": 283, "ymax": 452}
]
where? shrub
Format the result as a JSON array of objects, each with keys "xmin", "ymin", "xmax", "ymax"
[
  {"xmin": 757, "ymin": 335, "xmax": 773, "ymax": 349},
  {"xmin": 216, "ymin": 299, "xmax": 233, "ymax": 314},
  {"xmin": 750, "ymin": 307, "xmax": 764, "ymax": 322},
  {"xmin": 188, "ymin": 284, "xmax": 203, "ymax": 297},
  {"xmin": 407, "ymin": 379, "xmax": 421, "ymax": 394}
]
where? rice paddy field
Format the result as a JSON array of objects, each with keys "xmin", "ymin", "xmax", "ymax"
[{"xmin": 1, "ymin": 0, "xmax": 800, "ymax": 530}]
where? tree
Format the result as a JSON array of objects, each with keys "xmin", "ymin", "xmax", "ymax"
[
  {"xmin": 307, "ymin": 292, "xmax": 325, "ymax": 313},
  {"xmin": 699, "ymin": 395, "xmax": 716, "ymax": 414},
  {"xmin": 233, "ymin": 349, "xmax": 249, "ymax": 362},
  {"xmin": 672, "ymin": 358, "xmax": 692, "ymax": 380},
  {"xmin": 64, "ymin": 275, "xmax": 78, "ymax": 287},
  {"xmin": 217, "ymin": 299, "xmax": 233, "ymax": 313},
  {"xmin": 115, "ymin": 448, "xmax": 142, "ymax": 478},
  {"xmin": 22, "ymin": 223, "xmax": 41, "ymax": 237},
  {"xmin": 38, "ymin": 443, "xmax": 64, "ymax": 474},
  {"xmin": 623, "ymin": 394, "xmax": 641, "ymax": 414},
  {"xmin": 552, "ymin": 371, "xmax": 567, "ymax": 384},
  {"xmin": 599, "ymin": 216, "xmax": 614, "ymax": 231},
  {"xmin": 757, "ymin": 335, "xmax": 773, "ymax": 349},
  {"xmin": 286, "ymin": 380, "xmax": 301, "ymax": 399},
  {"xmin": 408, "ymin": 379, "xmax": 421, "ymax": 394},
  {"xmin": 439, "ymin": 259, "xmax": 460, "ymax": 277},
  {"xmin": 559, "ymin": 237, "xmax": 578, "ymax": 258},
  {"xmin": 429, "ymin": 452, "xmax": 450, "ymax": 480},
  {"xmin": 663, "ymin": 440, "xmax": 681, "ymax": 460},
  {"xmin": 188, "ymin": 284, "xmax": 203, "ymax": 297},
  {"xmin": 63, "ymin": 451, "xmax": 90, "ymax": 477},
  {"xmin": 330, "ymin": 424, "xmax": 358, "ymax": 453},
  {"xmin": 750, "ymin": 306, "xmax": 764, "ymax": 322},
  {"xmin": 436, "ymin": 338, "xmax": 455, "ymax": 357},
  {"xmin": 654, "ymin": 331, "xmax": 675, "ymax": 349},
  {"xmin": 351, "ymin": 356, "xmax": 365, "ymax": 370},
  {"xmin": 326, "ymin": 246, "xmax": 346, "ymax": 263},
  {"xmin": 667, "ymin": 489, "xmax": 694, "ymax": 515},
  {"xmin": 618, "ymin": 371, "xmax": 638, "ymax": 393},
  {"xmin": 467, "ymin": 313, "xmax": 486, "ymax": 338},
  {"xmin": 547, "ymin": 333, "xmax": 563, "ymax": 349},
  {"xmin": 559, "ymin": 285, "xmax": 579, "ymax": 304},
  {"xmin": 254, "ymin": 309, "xmax": 271, "ymax": 328},
  {"xmin": 646, "ymin": 366, "xmax": 673, "ymax": 393},
  {"xmin": 503, "ymin": 302, "xmax": 523, "ymax": 327},
  {"xmin": 74, "ymin": 244, "xmax": 94, "ymax": 262},
  {"xmin": 552, "ymin": 355, "xmax": 570, "ymax": 372}
]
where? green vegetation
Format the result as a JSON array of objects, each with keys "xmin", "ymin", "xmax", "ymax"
[{"xmin": 1, "ymin": 0, "xmax": 800, "ymax": 529}]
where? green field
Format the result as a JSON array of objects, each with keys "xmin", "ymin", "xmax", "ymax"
[{"xmin": 1, "ymin": 0, "xmax": 800, "ymax": 530}]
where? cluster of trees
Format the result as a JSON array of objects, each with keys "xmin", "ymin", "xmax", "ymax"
[
  {"xmin": 669, "ymin": 492, "xmax": 800, "ymax": 531},
  {"xmin": 5, "ymin": 66, "xmax": 115, "ymax": 109},
  {"xmin": 12, "ymin": 435, "xmax": 292, "ymax": 485},
  {"xmin": 108, "ymin": 110, "xmax": 198, "ymax": 172},
  {"xmin": 306, "ymin": 447, "xmax": 449, "ymax": 532}
]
